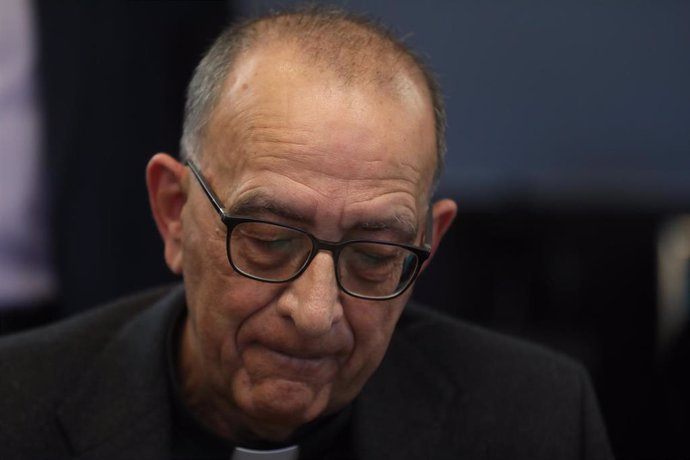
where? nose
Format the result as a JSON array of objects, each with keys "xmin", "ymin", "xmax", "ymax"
[{"xmin": 276, "ymin": 251, "xmax": 343, "ymax": 336}]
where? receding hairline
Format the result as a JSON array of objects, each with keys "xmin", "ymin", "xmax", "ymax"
[
  {"xmin": 207, "ymin": 12, "xmax": 434, "ymax": 136},
  {"xmin": 181, "ymin": 7, "xmax": 447, "ymax": 189},
  {"xmin": 210, "ymin": 34, "xmax": 435, "ymax": 129},
  {"xmin": 247, "ymin": 12, "xmax": 426, "ymax": 82}
]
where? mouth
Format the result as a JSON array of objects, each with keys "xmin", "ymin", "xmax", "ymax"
[
  {"xmin": 250, "ymin": 334, "xmax": 346, "ymax": 360},
  {"xmin": 242, "ymin": 343, "xmax": 340, "ymax": 383}
]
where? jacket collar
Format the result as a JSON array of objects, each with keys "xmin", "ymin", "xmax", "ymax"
[
  {"xmin": 352, "ymin": 307, "xmax": 457, "ymax": 460},
  {"xmin": 56, "ymin": 285, "xmax": 186, "ymax": 459},
  {"xmin": 55, "ymin": 289, "xmax": 458, "ymax": 459}
]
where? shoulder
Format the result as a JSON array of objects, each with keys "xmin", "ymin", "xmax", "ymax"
[
  {"xmin": 386, "ymin": 303, "xmax": 613, "ymax": 458},
  {"xmin": 0, "ymin": 285, "xmax": 177, "ymax": 426},
  {"xmin": 397, "ymin": 302, "xmax": 597, "ymax": 428},
  {"xmin": 397, "ymin": 301, "xmax": 587, "ymax": 384},
  {"xmin": 0, "ymin": 284, "xmax": 173, "ymax": 364}
]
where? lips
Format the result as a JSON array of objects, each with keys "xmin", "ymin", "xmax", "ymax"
[
  {"xmin": 241, "ymin": 342, "xmax": 341, "ymax": 383},
  {"xmin": 262, "ymin": 343, "xmax": 335, "ymax": 360},
  {"xmin": 268, "ymin": 349, "xmax": 325, "ymax": 362},
  {"xmin": 250, "ymin": 333, "xmax": 348, "ymax": 359},
  {"xmin": 264, "ymin": 347, "xmax": 330, "ymax": 368}
]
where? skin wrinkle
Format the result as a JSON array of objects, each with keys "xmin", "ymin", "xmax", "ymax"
[
  {"xmin": 188, "ymin": 178, "xmax": 412, "ymax": 422},
  {"xmin": 230, "ymin": 192, "xmax": 418, "ymax": 244},
  {"xmin": 182, "ymin": 172, "xmax": 358, "ymax": 437},
  {"xmin": 159, "ymin": 35, "xmax": 455, "ymax": 444},
  {"xmin": 219, "ymin": 144, "xmax": 422, "ymax": 212},
  {"xmin": 243, "ymin": 111, "xmax": 317, "ymax": 148},
  {"xmin": 247, "ymin": 147, "xmax": 424, "ymax": 188},
  {"xmin": 227, "ymin": 177, "xmax": 419, "ymax": 243},
  {"xmin": 230, "ymin": 195, "xmax": 310, "ymax": 223},
  {"xmin": 202, "ymin": 121, "xmax": 432, "ymax": 226}
]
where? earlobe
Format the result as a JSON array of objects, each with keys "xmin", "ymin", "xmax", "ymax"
[
  {"xmin": 146, "ymin": 153, "xmax": 188, "ymax": 274},
  {"xmin": 421, "ymin": 198, "xmax": 458, "ymax": 271}
]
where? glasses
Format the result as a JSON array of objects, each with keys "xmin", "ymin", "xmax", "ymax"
[{"xmin": 186, "ymin": 160, "xmax": 432, "ymax": 300}]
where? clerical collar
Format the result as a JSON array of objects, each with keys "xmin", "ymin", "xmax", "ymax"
[
  {"xmin": 165, "ymin": 300, "xmax": 353, "ymax": 459},
  {"xmin": 232, "ymin": 445, "xmax": 299, "ymax": 460}
]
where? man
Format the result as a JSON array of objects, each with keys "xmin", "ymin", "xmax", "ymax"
[{"xmin": 0, "ymin": 8, "xmax": 614, "ymax": 459}]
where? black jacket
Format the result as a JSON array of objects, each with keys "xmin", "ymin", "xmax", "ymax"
[{"xmin": 0, "ymin": 285, "xmax": 614, "ymax": 459}]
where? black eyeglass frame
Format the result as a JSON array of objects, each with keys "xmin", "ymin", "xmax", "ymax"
[{"xmin": 185, "ymin": 160, "xmax": 432, "ymax": 300}]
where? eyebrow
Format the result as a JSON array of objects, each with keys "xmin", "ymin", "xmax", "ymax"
[
  {"xmin": 227, "ymin": 193, "xmax": 310, "ymax": 223},
  {"xmin": 228, "ymin": 193, "xmax": 420, "ymax": 243},
  {"xmin": 358, "ymin": 216, "xmax": 418, "ymax": 243}
]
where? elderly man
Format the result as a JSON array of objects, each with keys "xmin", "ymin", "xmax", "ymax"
[{"xmin": 0, "ymin": 8, "xmax": 613, "ymax": 460}]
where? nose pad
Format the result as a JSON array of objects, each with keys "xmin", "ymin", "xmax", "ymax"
[{"xmin": 276, "ymin": 251, "xmax": 343, "ymax": 336}]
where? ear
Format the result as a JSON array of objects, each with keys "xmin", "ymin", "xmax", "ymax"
[
  {"xmin": 146, "ymin": 153, "xmax": 188, "ymax": 274},
  {"xmin": 420, "ymin": 198, "xmax": 457, "ymax": 272}
]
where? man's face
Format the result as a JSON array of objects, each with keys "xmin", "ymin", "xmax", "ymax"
[{"xmin": 177, "ymin": 45, "xmax": 438, "ymax": 440}]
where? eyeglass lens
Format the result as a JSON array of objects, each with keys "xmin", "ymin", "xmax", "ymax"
[{"xmin": 228, "ymin": 221, "xmax": 419, "ymax": 298}]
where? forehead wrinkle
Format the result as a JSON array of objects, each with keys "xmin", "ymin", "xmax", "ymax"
[
  {"xmin": 227, "ymin": 172, "xmax": 322, "ymax": 217},
  {"xmin": 245, "ymin": 157, "xmax": 423, "ymax": 231},
  {"xmin": 249, "ymin": 151, "xmax": 423, "ymax": 190},
  {"xmin": 228, "ymin": 189, "xmax": 418, "ymax": 241},
  {"xmin": 227, "ymin": 163, "xmax": 419, "ymax": 231},
  {"xmin": 242, "ymin": 109, "xmax": 318, "ymax": 147},
  {"xmin": 227, "ymin": 190, "xmax": 311, "ymax": 223},
  {"xmin": 358, "ymin": 157, "xmax": 427, "ymax": 187},
  {"xmin": 206, "ymin": 60, "xmax": 434, "ymax": 194}
]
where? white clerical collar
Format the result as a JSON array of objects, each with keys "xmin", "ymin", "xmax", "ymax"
[{"xmin": 231, "ymin": 445, "xmax": 299, "ymax": 460}]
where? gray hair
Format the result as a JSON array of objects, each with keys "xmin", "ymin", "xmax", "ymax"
[{"xmin": 180, "ymin": 6, "xmax": 447, "ymax": 188}]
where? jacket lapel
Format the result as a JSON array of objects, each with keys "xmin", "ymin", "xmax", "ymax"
[
  {"xmin": 351, "ymin": 316, "xmax": 457, "ymax": 460},
  {"xmin": 56, "ymin": 287, "xmax": 186, "ymax": 459},
  {"xmin": 56, "ymin": 291, "xmax": 463, "ymax": 459}
]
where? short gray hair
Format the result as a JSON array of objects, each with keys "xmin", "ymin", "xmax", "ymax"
[{"xmin": 180, "ymin": 6, "xmax": 447, "ymax": 188}]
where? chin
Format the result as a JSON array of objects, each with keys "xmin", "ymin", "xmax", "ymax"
[{"xmin": 239, "ymin": 378, "xmax": 332, "ymax": 438}]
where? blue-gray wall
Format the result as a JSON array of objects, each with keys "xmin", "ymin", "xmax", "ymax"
[{"xmin": 240, "ymin": 0, "xmax": 690, "ymax": 208}]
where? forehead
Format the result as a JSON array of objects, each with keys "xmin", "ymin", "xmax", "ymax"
[{"xmin": 202, "ymin": 44, "xmax": 436, "ymax": 223}]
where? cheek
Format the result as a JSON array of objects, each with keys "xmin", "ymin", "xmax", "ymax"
[
  {"xmin": 192, "ymin": 277, "xmax": 281, "ymax": 359},
  {"xmin": 180, "ymin": 204, "xmax": 228, "ymax": 287},
  {"xmin": 187, "ymin": 277, "xmax": 288, "ymax": 406},
  {"xmin": 181, "ymin": 218, "xmax": 282, "ymax": 376}
]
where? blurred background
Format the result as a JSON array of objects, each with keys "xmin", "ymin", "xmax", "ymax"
[{"xmin": 0, "ymin": 1, "xmax": 688, "ymax": 459}]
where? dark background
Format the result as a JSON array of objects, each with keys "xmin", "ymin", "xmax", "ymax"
[
  {"xmin": 241, "ymin": 3, "xmax": 690, "ymax": 458},
  {"xmin": 12, "ymin": 1, "xmax": 690, "ymax": 459}
]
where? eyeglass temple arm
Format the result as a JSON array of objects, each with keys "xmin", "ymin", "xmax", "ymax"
[{"xmin": 185, "ymin": 160, "xmax": 226, "ymax": 217}]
